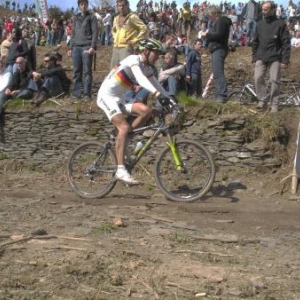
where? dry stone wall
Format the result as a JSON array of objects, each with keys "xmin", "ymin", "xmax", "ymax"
[{"xmin": 0, "ymin": 106, "xmax": 287, "ymax": 170}]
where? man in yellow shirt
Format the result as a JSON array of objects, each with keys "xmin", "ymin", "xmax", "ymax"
[
  {"xmin": 110, "ymin": 0, "xmax": 147, "ymax": 68},
  {"xmin": 180, "ymin": 3, "xmax": 192, "ymax": 42}
]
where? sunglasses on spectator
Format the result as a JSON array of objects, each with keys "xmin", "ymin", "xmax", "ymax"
[
  {"xmin": 16, "ymin": 61, "xmax": 24, "ymax": 64},
  {"xmin": 44, "ymin": 58, "xmax": 54, "ymax": 63}
]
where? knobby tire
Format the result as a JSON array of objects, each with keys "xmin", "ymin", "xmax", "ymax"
[
  {"xmin": 227, "ymin": 91, "xmax": 252, "ymax": 104},
  {"xmin": 154, "ymin": 140, "xmax": 216, "ymax": 202},
  {"xmin": 67, "ymin": 142, "xmax": 117, "ymax": 199}
]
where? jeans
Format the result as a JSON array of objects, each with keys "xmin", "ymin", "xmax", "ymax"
[
  {"xmin": 103, "ymin": 25, "xmax": 111, "ymax": 46},
  {"xmin": 188, "ymin": 73, "xmax": 202, "ymax": 97},
  {"xmin": 211, "ymin": 48, "xmax": 228, "ymax": 101},
  {"xmin": 47, "ymin": 31, "xmax": 52, "ymax": 46},
  {"xmin": 165, "ymin": 75, "xmax": 179, "ymax": 96},
  {"xmin": 28, "ymin": 76, "xmax": 64, "ymax": 97},
  {"xmin": 246, "ymin": 19, "xmax": 256, "ymax": 40},
  {"xmin": 72, "ymin": 46, "xmax": 93, "ymax": 98},
  {"xmin": 6, "ymin": 64, "xmax": 18, "ymax": 74},
  {"xmin": 124, "ymin": 88, "xmax": 150, "ymax": 104}
]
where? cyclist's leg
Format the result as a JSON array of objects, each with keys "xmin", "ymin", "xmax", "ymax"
[
  {"xmin": 125, "ymin": 102, "xmax": 153, "ymax": 129},
  {"xmin": 97, "ymin": 89, "xmax": 129, "ymax": 167},
  {"xmin": 111, "ymin": 114, "xmax": 131, "ymax": 166}
]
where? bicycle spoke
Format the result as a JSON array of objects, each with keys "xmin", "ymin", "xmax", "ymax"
[
  {"xmin": 155, "ymin": 141, "xmax": 215, "ymax": 202},
  {"xmin": 67, "ymin": 142, "xmax": 117, "ymax": 199}
]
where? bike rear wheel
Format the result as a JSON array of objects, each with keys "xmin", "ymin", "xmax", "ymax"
[
  {"xmin": 228, "ymin": 91, "xmax": 253, "ymax": 104},
  {"xmin": 67, "ymin": 142, "xmax": 117, "ymax": 199},
  {"xmin": 154, "ymin": 140, "xmax": 216, "ymax": 202}
]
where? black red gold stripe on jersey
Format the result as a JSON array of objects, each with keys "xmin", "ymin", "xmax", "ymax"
[{"xmin": 114, "ymin": 69, "xmax": 134, "ymax": 88}]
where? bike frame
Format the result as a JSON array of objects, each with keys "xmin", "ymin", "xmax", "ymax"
[
  {"xmin": 242, "ymin": 83, "xmax": 257, "ymax": 99},
  {"xmin": 104, "ymin": 112, "xmax": 184, "ymax": 174}
]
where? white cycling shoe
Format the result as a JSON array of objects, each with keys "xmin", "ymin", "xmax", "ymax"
[{"xmin": 115, "ymin": 169, "xmax": 139, "ymax": 185}]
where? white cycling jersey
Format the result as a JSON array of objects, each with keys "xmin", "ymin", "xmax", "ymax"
[{"xmin": 97, "ymin": 54, "xmax": 167, "ymax": 120}]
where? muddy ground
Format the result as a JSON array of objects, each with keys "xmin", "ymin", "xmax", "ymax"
[{"xmin": 1, "ymin": 42, "xmax": 300, "ymax": 299}]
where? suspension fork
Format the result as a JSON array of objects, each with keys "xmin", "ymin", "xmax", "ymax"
[{"xmin": 165, "ymin": 134, "xmax": 183, "ymax": 171}]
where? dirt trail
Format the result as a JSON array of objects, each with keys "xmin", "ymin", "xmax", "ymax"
[{"xmin": 0, "ymin": 167, "xmax": 300, "ymax": 299}]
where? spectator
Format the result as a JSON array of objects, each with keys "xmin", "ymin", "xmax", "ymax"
[
  {"xmin": 235, "ymin": 2, "xmax": 243, "ymax": 27},
  {"xmin": 291, "ymin": 31, "xmax": 300, "ymax": 47},
  {"xmin": 228, "ymin": 22, "xmax": 244, "ymax": 48},
  {"xmin": 0, "ymin": 57, "xmax": 12, "ymax": 115},
  {"xmin": 162, "ymin": 33, "xmax": 175, "ymax": 52},
  {"xmin": 6, "ymin": 27, "xmax": 24, "ymax": 73},
  {"xmin": 57, "ymin": 15, "xmax": 65, "ymax": 45},
  {"xmin": 3, "ymin": 57, "xmax": 33, "ymax": 103},
  {"xmin": 179, "ymin": 3, "xmax": 192, "ymax": 43},
  {"xmin": 0, "ymin": 31, "xmax": 13, "ymax": 59},
  {"xmin": 39, "ymin": 34, "xmax": 46, "ymax": 46},
  {"xmin": 29, "ymin": 54, "xmax": 70, "ymax": 106},
  {"xmin": 5, "ymin": 18, "xmax": 14, "ymax": 33},
  {"xmin": 51, "ymin": 18, "xmax": 59, "ymax": 46},
  {"xmin": 44, "ymin": 17, "xmax": 53, "ymax": 46},
  {"xmin": 101, "ymin": 8, "xmax": 112, "ymax": 46},
  {"xmin": 21, "ymin": 28, "xmax": 37, "ymax": 72},
  {"xmin": 110, "ymin": 0, "xmax": 147, "ymax": 68},
  {"xmin": 67, "ymin": 0, "xmax": 98, "ymax": 100},
  {"xmin": 241, "ymin": 0, "xmax": 262, "ymax": 46},
  {"xmin": 253, "ymin": 1, "xmax": 291, "ymax": 113},
  {"xmin": 185, "ymin": 38, "xmax": 203, "ymax": 98},
  {"xmin": 201, "ymin": 6, "xmax": 232, "ymax": 103},
  {"xmin": 159, "ymin": 48, "xmax": 185, "ymax": 97},
  {"xmin": 34, "ymin": 18, "xmax": 43, "ymax": 46},
  {"xmin": 197, "ymin": 22, "xmax": 208, "ymax": 48},
  {"xmin": 227, "ymin": 8, "xmax": 238, "ymax": 23}
]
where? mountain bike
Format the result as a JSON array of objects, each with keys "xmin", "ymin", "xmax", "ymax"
[
  {"xmin": 67, "ymin": 99, "xmax": 216, "ymax": 203},
  {"xmin": 228, "ymin": 80, "xmax": 300, "ymax": 106},
  {"xmin": 227, "ymin": 81, "xmax": 257, "ymax": 104}
]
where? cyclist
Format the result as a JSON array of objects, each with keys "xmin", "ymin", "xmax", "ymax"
[{"xmin": 97, "ymin": 38, "xmax": 169, "ymax": 184}]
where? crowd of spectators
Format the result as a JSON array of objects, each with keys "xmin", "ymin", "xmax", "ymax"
[{"xmin": 0, "ymin": 0, "xmax": 298, "ymax": 113}]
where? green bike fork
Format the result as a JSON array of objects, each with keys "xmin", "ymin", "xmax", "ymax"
[{"xmin": 166, "ymin": 137, "xmax": 183, "ymax": 171}]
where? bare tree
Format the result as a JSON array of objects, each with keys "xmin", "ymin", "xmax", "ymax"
[{"xmin": 90, "ymin": 0, "xmax": 115, "ymax": 9}]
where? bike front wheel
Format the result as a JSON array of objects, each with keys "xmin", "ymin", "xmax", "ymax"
[
  {"xmin": 228, "ymin": 91, "xmax": 253, "ymax": 105},
  {"xmin": 67, "ymin": 142, "xmax": 117, "ymax": 199},
  {"xmin": 154, "ymin": 140, "xmax": 216, "ymax": 202}
]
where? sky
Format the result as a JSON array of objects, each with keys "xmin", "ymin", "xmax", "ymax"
[{"xmin": 15, "ymin": 0, "xmax": 290, "ymax": 13}]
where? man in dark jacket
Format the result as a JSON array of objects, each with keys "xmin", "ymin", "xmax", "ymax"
[
  {"xmin": 29, "ymin": 54, "xmax": 71, "ymax": 106},
  {"xmin": 252, "ymin": 1, "xmax": 290, "ymax": 113},
  {"xmin": 201, "ymin": 6, "xmax": 232, "ymax": 102},
  {"xmin": 67, "ymin": 0, "xmax": 98, "ymax": 101},
  {"xmin": 4, "ymin": 56, "xmax": 32, "ymax": 100}
]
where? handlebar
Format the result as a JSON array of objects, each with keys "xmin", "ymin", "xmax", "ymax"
[{"xmin": 156, "ymin": 96, "xmax": 182, "ymax": 123}]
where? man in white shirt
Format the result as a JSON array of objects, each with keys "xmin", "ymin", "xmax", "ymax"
[
  {"xmin": 102, "ymin": 8, "xmax": 112, "ymax": 46},
  {"xmin": 291, "ymin": 31, "xmax": 300, "ymax": 47}
]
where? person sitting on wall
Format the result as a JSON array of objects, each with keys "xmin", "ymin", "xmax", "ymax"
[
  {"xmin": 3, "ymin": 56, "xmax": 33, "ymax": 103},
  {"xmin": 29, "ymin": 53, "xmax": 71, "ymax": 106},
  {"xmin": 159, "ymin": 49, "xmax": 185, "ymax": 97}
]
